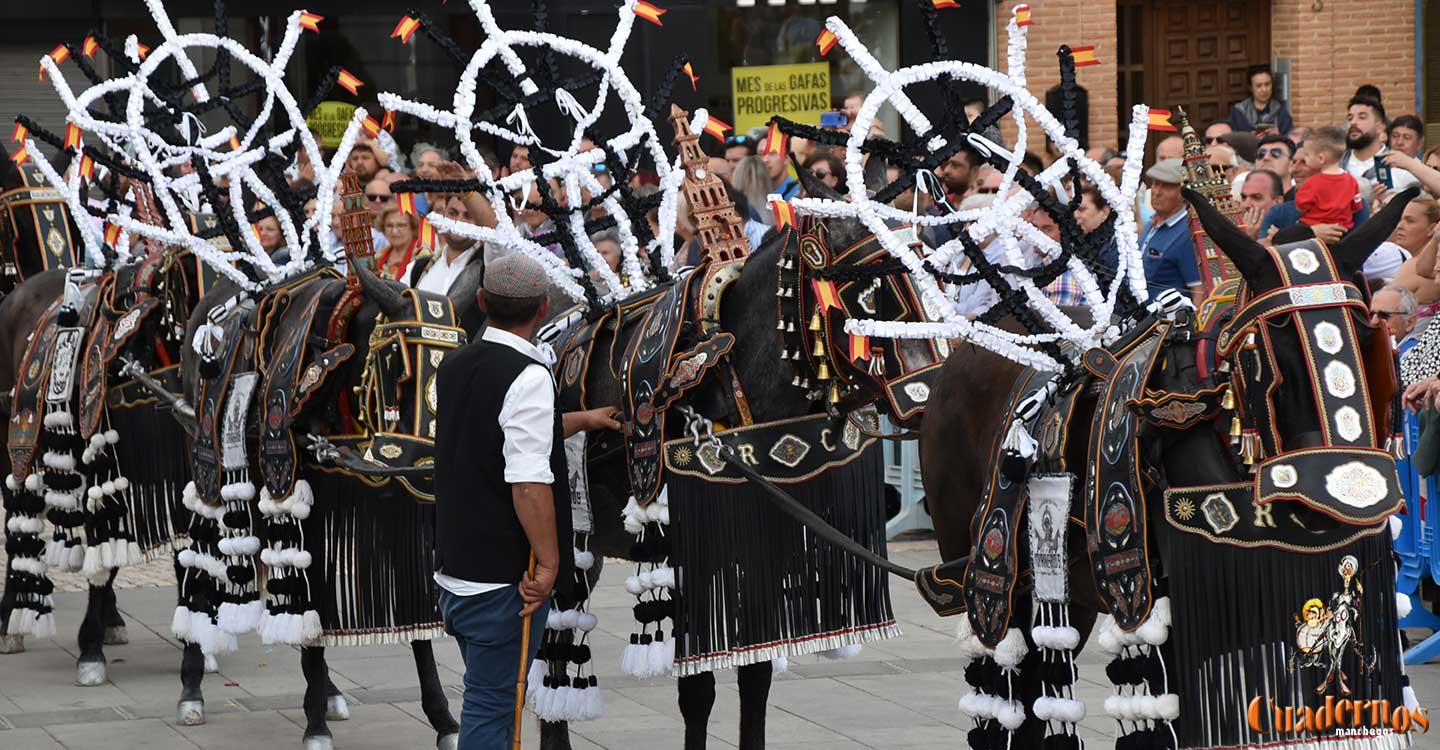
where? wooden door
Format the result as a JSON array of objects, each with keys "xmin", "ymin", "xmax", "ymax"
[{"xmin": 1117, "ymin": 0, "xmax": 1271, "ymax": 147}]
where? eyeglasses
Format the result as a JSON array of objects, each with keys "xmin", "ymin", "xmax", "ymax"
[
  {"xmin": 976, "ymin": 187, "xmax": 999, "ymax": 194},
  {"xmin": 812, "ymin": 170, "xmax": 831, "ymax": 179},
  {"xmin": 1204, "ymin": 136, "xmax": 1225, "ymax": 145},
  {"xmin": 1257, "ymin": 148, "xmax": 1289, "ymax": 160},
  {"xmin": 366, "ymin": 193, "xmax": 389, "ymax": 202},
  {"xmin": 383, "ymin": 223, "xmax": 411, "ymax": 232},
  {"xmin": 1370, "ymin": 310, "xmax": 1405, "ymax": 320},
  {"xmin": 724, "ymin": 136, "xmax": 753, "ymax": 146}
]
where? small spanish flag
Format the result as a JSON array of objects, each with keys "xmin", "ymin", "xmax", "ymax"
[
  {"xmin": 633, "ymin": 0, "xmax": 666, "ymax": 27},
  {"xmin": 82, "ymin": 36, "xmax": 98, "ymax": 58},
  {"xmin": 381, "ymin": 109, "xmax": 396, "ymax": 133},
  {"xmin": 762, "ymin": 120, "xmax": 787, "ymax": 157},
  {"xmin": 1015, "ymin": 4, "xmax": 1033, "ymax": 27},
  {"xmin": 391, "ymin": 16, "xmax": 421, "ymax": 44},
  {"xmin": 362, "ymin": 115, "xmax": 381, "ymax": 138},
  {"xmin": 932, "ymin": 0, "xmax": 960, "ymax": 8},
  {"xmin": 816, "ymin": 29, "xmax": 837, "ymax": 56},
  {"xmin": 1071, "ymin": 45, "xmax": 1099, "ymax": 67},
  {"xmin": 1147, "ymin": 108, "xmax": 1178, "ymax": 132},
  {"xmin": 397, "ymin": 192, "xmax": 416, "ymax": 216},
  {"xmin": 63, "ymin": 123, "xmax": 82, "ymax": 150},
  {"xmin": 11, "ymin": 122, "xmax": 28, "ymax": 144},
  {"xmin": 104, "ymin": 222, "xmax": 121, "ymax": 248},
  {"xmin": 298, "ymin": 12, "xmax": 323, "ymax": 32},
  {"xmin": 40, "ymin": 43, "xmax": 70, "ymax": 81},
  {"xmin": 78, "ymin": 153, "xmax": 94, "ymax": 180},
  {"xmin": 812, "ymin": 278, "xmax": 841, "ymax": 311},
  {"xmin": 136, "ymin": 43, "xmax": 150, "ymax": 60},
  {"xmin": 10, "ymin": 145, "xmax": 28, "ymax": 165},
  {"xmin": 703, "ymin": 116, "xmax": 730, "ymax": 141},
  {"xmin": 230, "ymin": 135, "xmax": 241, "ymax": 151},
  {"xmin": 849, "ymin": 333, "xmax": 871, "ymax": 362},
  {"xmin": 769, "ymin": 195, "xmax": 796, "ymax": 229},
  {"xmin": 419, "ymin": 216, "xmax": 436, "ymax": 247},
  {"xmin": 682, "ymin": 62, "xmax": 699, "ymax": 91},
  {"xmin": 251, "ymin": 224, "xmax": 262, "ymax": 243},
  {"xmin": 336, "ymin": 68, "xmax": 363, "ymax": 95}
]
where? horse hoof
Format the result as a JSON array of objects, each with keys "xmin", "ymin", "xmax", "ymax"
[
  {"xmin": 104, "ymin": 626, "xmax": 129, "ymax": 645},
  {"xmin": 0, "ymin": 634, "xmax": 25, "ymax": 654},
  {"xmin": 204, "ymin": 654, "xmax": 219, "ymax": 674},
  {"xmin": 303, "ymin": 735, "xmax": 334, "ymax": 750},
  {"xmin": 437, "ymin": 733, "xmax": 459, "ymax": 750},
  {"xmin": 326, "ymin": 694, "xmax": 351, "ymax": 721},
  {"xmin": 177, "ymin": 700, "xmax": 206, "ymax": 726},
  {"xmin": 77, "ymin": 660, "xmax": 107, "ymax": 686}
]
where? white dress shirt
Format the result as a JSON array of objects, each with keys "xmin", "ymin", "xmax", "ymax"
[
  {"xmin": 416, "ymin": 244, "xmax": 478, "ymax": 295},
  {"xmin": 433, "ymin": 326, "xmax": 557, "ymax": 597}
]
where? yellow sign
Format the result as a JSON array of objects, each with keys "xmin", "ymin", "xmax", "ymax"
[
  {"xmin": 731, "ymin": 62, "xmax": 832, "ymax": 135},
  {"xmin": 304, "ymin": 101, "xmax": 359, "ymax": 148}
]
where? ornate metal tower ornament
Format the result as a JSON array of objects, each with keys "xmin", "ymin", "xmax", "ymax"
[
  {"xmin": 1175, "ymin": 107, "xmax": 1244, "ymax": 297},
  {"xmin": 336, "ymin": 172, "xmax": 376, "ymax": 280},
  {"xmin": 668, "ymin": 105, "xmax": 750, "ymax": 265}
]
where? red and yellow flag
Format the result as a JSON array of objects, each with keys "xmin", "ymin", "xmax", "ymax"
[
  {"xmin": 762, "ymin": 120, "xmax": 787, "ymax": 157},
  {"xmin": 1147, "ymin": 109, "xmax": 1177, "ymax": 132},
  {"xmin": 298, "ymin": 12, "xmax": 323, "ymax": 32},
  {"xmin": 391, "ymin": 16, "xmax": 421, "ymax": 44},
  {"xmin": 40, "ymin": 43, "xmax": 70, "ymax": 81},
  {"xmin": 78, "ymin": 153, "xmax": 94, "ymax": 180},
  {"xmin": 1015, "ymin": 4, "xmax": 1033, "ymax": 27},
  {"xmin": 812, "ymin": 278, "xmax": 841, "ymax": 311},
  {"xmin": 1071, "ymin": 45, "xmax": 1099, "ymax": 67},
  {"xmin": 82, "ymin": 36, "xmax": 98, "ymax": 58},
  {"xmin": 336, "ymin": 68, "xmax": 363, "ymax": 95},
  {"xmin": 10, "ymin": 145, "xmax": 28, "ymax": 165},
  {"xmin": 769, "ymin": 196, "xmax": 796, "ymax": 229},
  {"xmin": 933, "ymin": 0, "xmax": 960, "ymax": 8},
  {"xmin": 703, "ymin": 116, "xmax": 730, "ymax": 141},
  {"xmin": 103, "ymin": 222, "xmax": 121, "ymax": 248},
  {"xmin": 362, "ymin": 115, "xmax": 381, "ymax": 138},
  {"xmin": 397, "ymin": 192, "xmax": 416, "ymax": 216},
  {"xmin": 381, "ymin": 110, "xmax": 396, "ymax": 133},
  {"xmin": 11, "ymin": 123, "xmax": 28, "ymax": 144},
  {"xmin": 229, "ymin": 135, "xmax": 242, "ymax": 151},
  {"xmin": 633, "ymin": 1, "xmax": 666, "ymax": 26},
  {"xmin": 251, "ymin": 224, "xmax": 262, "ymax": 243},
  {"xmin": 849, "ymin": 333, "xmax": 871, "ymax": 362},
  {"xmin": 136, "ymin": 43, "xmax": 151, "ymax": 60},
  {"xmin": 816, "ymin": 29, "xmax": 837, "ymax": 56},
  {"xmin": 682, "ymin": 62, "xmax": 699, "ymax": 91},
  {"xmin": 419, "ymin": 216, "xmax": 436, "ymax": 247},
  {"xmin": 63, "ymin": 123, "xmax": 82, "ymax": 150}
]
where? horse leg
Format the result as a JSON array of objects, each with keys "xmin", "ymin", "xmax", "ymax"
[
  {"xmin": 736, "ymin": 661, "xmax": 772, "ymax": 750},
  {"xmin": 177, "ymin": 641, "xmax": 206, "ymax": 726},
  {"xmin": 539, "ymin": 720, "xmax": 574, "ymax": 750},
  {"xmin": 0, "ymin": 591, "xmax": 22, "ymax": 654},
  {"xmin": 677, "ymin": 670, "xmax": 717, "ymax": 750},
  {"xmin": 324, "ymin": 677, "xmax": 350, "ymax": 721},
  {"xmin": 76, "ymin": 569, "xmax": 116, "ymax": 686},
  {"xmin": 412, "ymin": 639, "xmax": 459, "ymax": 749},
  {"xmin": 301, "ymin": 645, "xmax": 334, "ymax": 749},
  {"xmin": 102, "ymin": 575, "xmax": 128, "ymax": 645}
]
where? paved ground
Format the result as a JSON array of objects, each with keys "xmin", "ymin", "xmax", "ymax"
[{"xmin": 2, "ymin": 540, "xmax": 1439, "ymax": 749}]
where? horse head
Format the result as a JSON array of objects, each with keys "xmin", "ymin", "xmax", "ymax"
[
  {"xmin": 786, "ymin": 167, "xmax": 946, "ymax": 428},
  {"xmin": 1186, "ymin": 186, "xmax": 1419, "ymax": 527}
]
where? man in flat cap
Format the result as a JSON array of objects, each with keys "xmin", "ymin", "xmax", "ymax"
[
  {"xmin": 1140, "ymin": 158, "xmax": 1203, "ymax": 306},
  {"xmin": 431, "ymin": 252, "xmax": 572, "ymax": 748}
]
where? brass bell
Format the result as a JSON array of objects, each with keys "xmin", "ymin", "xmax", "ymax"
[
  {"xmin": 812, "ymin": 337, "xmax": 826, "ymax": 357},
  {"xmin": 808, "ymin": 310, "xmax": 823, "ymax": 332},
  {"xmin": 792, "ymin": 375, "xmax": 803, "ymax": 387},
  {"xmin": 827, "ymin": 383, "xmax": 841, "ymax": 405},
  {"xmin": 816, "ymin": 360, "xmax": 832, "ymax": 381},
  {"xmin": 1229, "ymin": 415, "xmax": 1242, "ymax": 438},
  {"xmin": 1220, "ymin": 387, "xmax": 1235, "ymax": 411},
  {"xmin": 787, "ymin": 321, "xmax": 796, "ymax": 333},
  {"xmin": 776, "ymin": 318, "xmax": 787, "ymax": 331}
]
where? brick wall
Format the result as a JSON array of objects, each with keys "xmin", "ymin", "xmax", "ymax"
[
  {"xmin": 1271, "ymin": 0, "xmax": 1418, "ymax": 128},
  {"xmin": 992, "ymin": 0, "xmax": 1119, "ymax": 157}
]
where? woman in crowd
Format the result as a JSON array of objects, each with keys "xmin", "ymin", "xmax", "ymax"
[
  {"xmin": 803, "ymin": 152, "xmax": 844, "ymax": 192},
  {"xmin": 1227, "ymin": 64, "xmax": 1293, "ymax": 135},
  {"xmin": 731, "ymin": 155, "xmax": 772, "ymax": 226},
  {"xmin": 376, "ymin": 206, "xmax": 421, "ymax": 281}
]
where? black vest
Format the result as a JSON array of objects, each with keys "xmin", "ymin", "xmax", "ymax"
[{"xmin": 433, "ymin": 337, "xmax": 572, "ymax": 585}]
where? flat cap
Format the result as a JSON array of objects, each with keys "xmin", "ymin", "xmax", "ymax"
[
  {"xmin": 483, "ymin": 252, "xmax": 549, "ymax": 298},
  {"xmin": 1145, "ymin": 158, "xmax": 1186, "ymax": 185}
]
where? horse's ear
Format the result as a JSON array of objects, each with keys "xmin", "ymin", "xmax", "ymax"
[
  {"xmin": 863, "ymin": 153, "xmax": 887, "ymax": 194},
  {"xmin": 790, "ymin": 153, "xmax": 843, "ymax": 201},
  {"xmin": 1331, "ymin": 186, "xmax": 1420, "ymax": 275},
  {"xmin": 1182, "ymin": 187, "xmax": 1270, "ymax": 281}
]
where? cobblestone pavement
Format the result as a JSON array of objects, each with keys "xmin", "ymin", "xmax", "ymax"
[{"xmin": 1, "ymin": 540, "xmax": 1438, "ymax": 749}]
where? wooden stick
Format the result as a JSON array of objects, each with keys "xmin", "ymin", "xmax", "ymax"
[{"xmin": 514, "ymin": 552, "xmax": 537, "ymax": 750}]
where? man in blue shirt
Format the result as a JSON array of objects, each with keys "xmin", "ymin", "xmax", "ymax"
[{"xmin": 1140, "ymin": 159, "xmax": 1203, "ymax": 306}]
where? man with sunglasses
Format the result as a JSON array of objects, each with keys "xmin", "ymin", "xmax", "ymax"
[
  {"xmin": 1255, "ymin": 134, "xmax": 1297, "ymax": 197},
  {"xmin": 1372, "ymin": 285, "xmax": 1419, "ymax": 347},
  {"xmin": 1202, "ymin": 121, "xmax": 1232, "ymax": 148}
]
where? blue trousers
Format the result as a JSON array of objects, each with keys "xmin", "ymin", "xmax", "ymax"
[{"xmin": 438, "ymin": 585, "xmax": 549, "ymax": 750}]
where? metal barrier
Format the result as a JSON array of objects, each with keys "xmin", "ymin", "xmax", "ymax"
[{"xmin": 882, "ymin": 418, "xmax": 932, "ymax": 540}]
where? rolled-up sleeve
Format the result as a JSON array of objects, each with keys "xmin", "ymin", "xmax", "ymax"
[{"xmin": 497, "ymin": 364, "xmax": 555, "ymax": 484}]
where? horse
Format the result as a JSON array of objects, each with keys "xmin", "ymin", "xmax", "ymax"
[
  {"xmin": 155, "ymin": 255, "xmax": 468, "ymax": 750},
  {"xmin": 918, "ymin": 187, "xmax": 1419, "ymax": 749},
  {"xmin": 536, "ymin": 167, "xmax": 945, "ymax": 750},
  {"xmin": 0, "ymin": 190, "xmax": 196, "ymax": 683}
]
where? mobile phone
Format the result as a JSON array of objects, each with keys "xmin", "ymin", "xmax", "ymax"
[
  {"xmin": 820, "ymin": 110, "xmax": 848, "ymax": 128},
  {"xmin": 1373, "ymin": 159, "xmax": 1394, "ymax": 189},
  {"xmin": 1253, "ymin": 122, "xmax": 1276, "ymax": 134}
]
